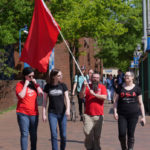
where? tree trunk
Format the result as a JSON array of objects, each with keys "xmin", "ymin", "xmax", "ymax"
[
  {"xmin": 69, "ymin": 40, "xmax": 79, "ymax": 92},
  {"xmin": 69, "ymin": 42, "xmax": 74, "ymax": 92},
  {"xmin": 74, "ymin": 39, "xmax": 79, "ymax": 74}
]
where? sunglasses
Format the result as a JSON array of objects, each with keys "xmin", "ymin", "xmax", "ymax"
[{"xmin": 28, "ymin": 75, "xmax": 34, "ymax": 78}]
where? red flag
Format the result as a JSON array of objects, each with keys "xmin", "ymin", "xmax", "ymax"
[{"xmin": 20, "ymin": 0, "xmax": 60, "ymax": 72}]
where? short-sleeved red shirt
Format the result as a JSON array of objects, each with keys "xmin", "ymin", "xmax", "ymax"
[
  {"xmin": 85, "ymin": 84, "xmax": 107, "ymax": 116},
  {"xmin": 16, "ymin": 81, "xmax": 39, "ymax": 116}
]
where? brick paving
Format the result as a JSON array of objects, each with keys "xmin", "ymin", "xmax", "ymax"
[{"xmin": 0, "ymin": 99, "xmax": 150, "ymax": 150}]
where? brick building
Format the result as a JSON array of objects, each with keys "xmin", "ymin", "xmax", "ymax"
[{"xmin": 54, "ymin": 37, "xmax": 102, "ymax": 90}]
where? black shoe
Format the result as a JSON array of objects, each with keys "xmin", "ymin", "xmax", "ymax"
[
  {"xmin": 80, "ymin": 116, "xmax": 83, "ymax": 121},
  {"xmin": 119, "ymin": 136, "xmax": 127, "ymax": 150}
]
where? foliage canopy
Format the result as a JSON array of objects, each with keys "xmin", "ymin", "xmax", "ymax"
[{"xmin": 0, "ymin": 0, "xmax": 143, "ymax": 75}]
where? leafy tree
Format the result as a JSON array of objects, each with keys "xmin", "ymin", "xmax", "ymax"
[
  {"xmin": 0, "ymin": 0, "xmax": 33, "ymax": 45},
  {"xmin": 48, "ymin": 0, "xmax": 95, "ymax": 90},
  {"xmin": 48, "ymin": 0, "xmax": 133, "ymax": 84},
  {"xmin": 0, "ymin": 0, "xmax": 143, "ymax": 78},
  {"xmin": 0, "ymin": 48, "xmax": 18, "ymax": 78},
  {"xmin": 95, "ymin": 0, "xmax": 143, "ymax": 71},
  {"xmin": 0, "ymin": 0, "xmax": 33, "ymax": 77}
]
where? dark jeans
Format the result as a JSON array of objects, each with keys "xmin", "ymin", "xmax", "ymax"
[
  {"xmin": 17, "ymin": 113, "xmax": 39, "ymax": 150},
  {"xmin": 77, "ymin": 93, "xmax": 85, "ymax": 116},
  {"xmin": 118, "ymin": 114, "xmax": 138, "ymax": 148},
  {"xmin": 48, "ymin": 113, "xmax": 67, "ymax": 150}
]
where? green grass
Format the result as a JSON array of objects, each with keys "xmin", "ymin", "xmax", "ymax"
[{"xmin": 0, "ymin": 104, "xmax": 16, "ymax": 115}]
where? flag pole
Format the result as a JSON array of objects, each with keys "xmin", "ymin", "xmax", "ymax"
[
  {"xmin": 42, "ymin": 1, "xmax": 89, "ymax": 88},
  {"xmin": 55, "ymin": 25, "xmax": 90, "ymax": 90}
]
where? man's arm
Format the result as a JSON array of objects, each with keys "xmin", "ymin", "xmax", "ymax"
[{"xmin": 89, "ymin": 90, "xmax": 107, "ymax": 101}]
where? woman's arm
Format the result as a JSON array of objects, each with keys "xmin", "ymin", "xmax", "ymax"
[
  {"xmin": 64, "ymin": 91, "xmax": 70, "ymax": 117},
  {"xmin": 18, "ymin": 80, "xmax": 29, "ymax": 98},
  {"xmin": 36, "ymin": 86, "xmax": 43, "ymax": 95},
  {"xmin": 138, "ymin": 95, "xmax": 146, "ymax": 125},
  {"xmin": 113, "ymin": 92, "xmax": 119, "ymax": 120},
  {"xmin": 42, "ymin": 92, "xmax": 48, "ymax": 122},
  {"xmin": 31, "ymin": 78, "xmax": 43, "ymax": 95}
]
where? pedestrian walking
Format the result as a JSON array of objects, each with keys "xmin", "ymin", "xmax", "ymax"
[
  {"xmin": 117, "ymin": 69, "xmax": 124, "ymax": 88},
  {"xmin": 109, "ymin": 74, "xmax": 115, "ymax": 103},
  {"xmin": 72, "ymin": 65, "xmax": 89, "ymax": 121},
  {"xmin": 113, "ymin": 71, "xmax": 146, "ymax": 150},
  {"xmin": 16, "ymin": 67, "xmax": 43, "ymax": 150},
  {"xmin": 106, "ymin": 74, "xmax": 112, "ymax": 104},
  {"xmin": 80, "ymin": 72, "xmax": 107, "ymax": 150},
  {"xmin": 42, "ymin": 68, "xmax": 70, "ymax": 150}
]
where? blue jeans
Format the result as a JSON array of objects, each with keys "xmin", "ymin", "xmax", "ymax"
[
  {"xmin": 48, "ymin": 113, "xmax": 67, "ymax": 150},
  {"xmin": 17, "ymin": 113, "xmax": 39, "ymax": 150}
]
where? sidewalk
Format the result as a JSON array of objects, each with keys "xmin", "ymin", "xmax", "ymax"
[{"xmin": 0, "ymin": 101, "xmax": 150, "ymax": 150}]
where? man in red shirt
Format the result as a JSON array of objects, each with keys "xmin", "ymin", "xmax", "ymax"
[{"xmin": 80, "ymin": 72, "xmax": 107, "ymax": 150}]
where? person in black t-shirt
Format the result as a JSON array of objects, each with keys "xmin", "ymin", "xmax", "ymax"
[
  {"xmin": 117, "ymin": 69, "xmax": 124, "ymax": 88},
  {"xmin": 42, "ymin": 68, "xmax": 70, "ymax": 150},
  {"xmin": 113, "ymin": 71, "xmax": 146, "ymax": 150}
]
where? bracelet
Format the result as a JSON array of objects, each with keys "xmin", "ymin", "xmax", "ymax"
[{"xmin": 35, "ymin": 84, "xmax": 40, "ymax": 88}]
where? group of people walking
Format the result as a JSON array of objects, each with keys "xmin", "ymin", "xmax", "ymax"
[
  {"xmin": 16, "ymin": 67, "xmax": 70, "ymax": 150},
  {"xmin": 104, "ymin": 69, "xmax": 125, "ymax": 104},
  {"xmin": 15, "ymin": 66, "xmax": 146, "ymax": 150}
]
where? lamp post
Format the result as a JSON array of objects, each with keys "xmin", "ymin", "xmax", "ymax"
[
  {"xmin": 143, "ymin": 0, "xmax": 147, "ymax": 52},
  {"xmin": 147, "ymin": 0, "xmax": 150, "ymax": 36},
  {"xmin": 19, "ymin": 25, "xmax": 29, "ymax": 68},
  {"xmin": 19, "ymin": 25, "xmax": 28, "ymax": 56}
]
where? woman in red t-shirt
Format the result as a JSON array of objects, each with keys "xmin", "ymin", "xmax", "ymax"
[{"xmin": 16, "ymin": 67, "xmax": 43, "ymax": 150}]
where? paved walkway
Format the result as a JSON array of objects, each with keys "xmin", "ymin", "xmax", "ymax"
[{"xmin": 0, "ymin": 100, "xmax": 150, "ymax": 150}]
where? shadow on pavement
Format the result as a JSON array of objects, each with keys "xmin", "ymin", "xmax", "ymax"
[
  {"xmin": 103, "ymin": 119, "xmax": 117, "ymax": 123},
  {"xmin": 48, "ymin": 139, "xmax": 84, "ymax": 144},
  {"xmin": 0, "ymin": 146, "xmax": 3, "ymax": 150}
]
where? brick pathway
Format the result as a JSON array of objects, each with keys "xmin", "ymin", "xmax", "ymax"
[{"xmin": 0, "ymin": 100, "xmax": 150, "ymax": 150}]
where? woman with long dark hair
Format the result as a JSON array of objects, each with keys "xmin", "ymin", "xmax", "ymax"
[
  {"xmin": 113, "ymin": 71, "xmax": 146, "ymax": 150},
  {"xmin": 42, "ymin": 68, "xmax": 70, "ymax": 150},
  {"xmin": 16, "ymin": 67, "xmax": 43, "ymax": 150}
]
